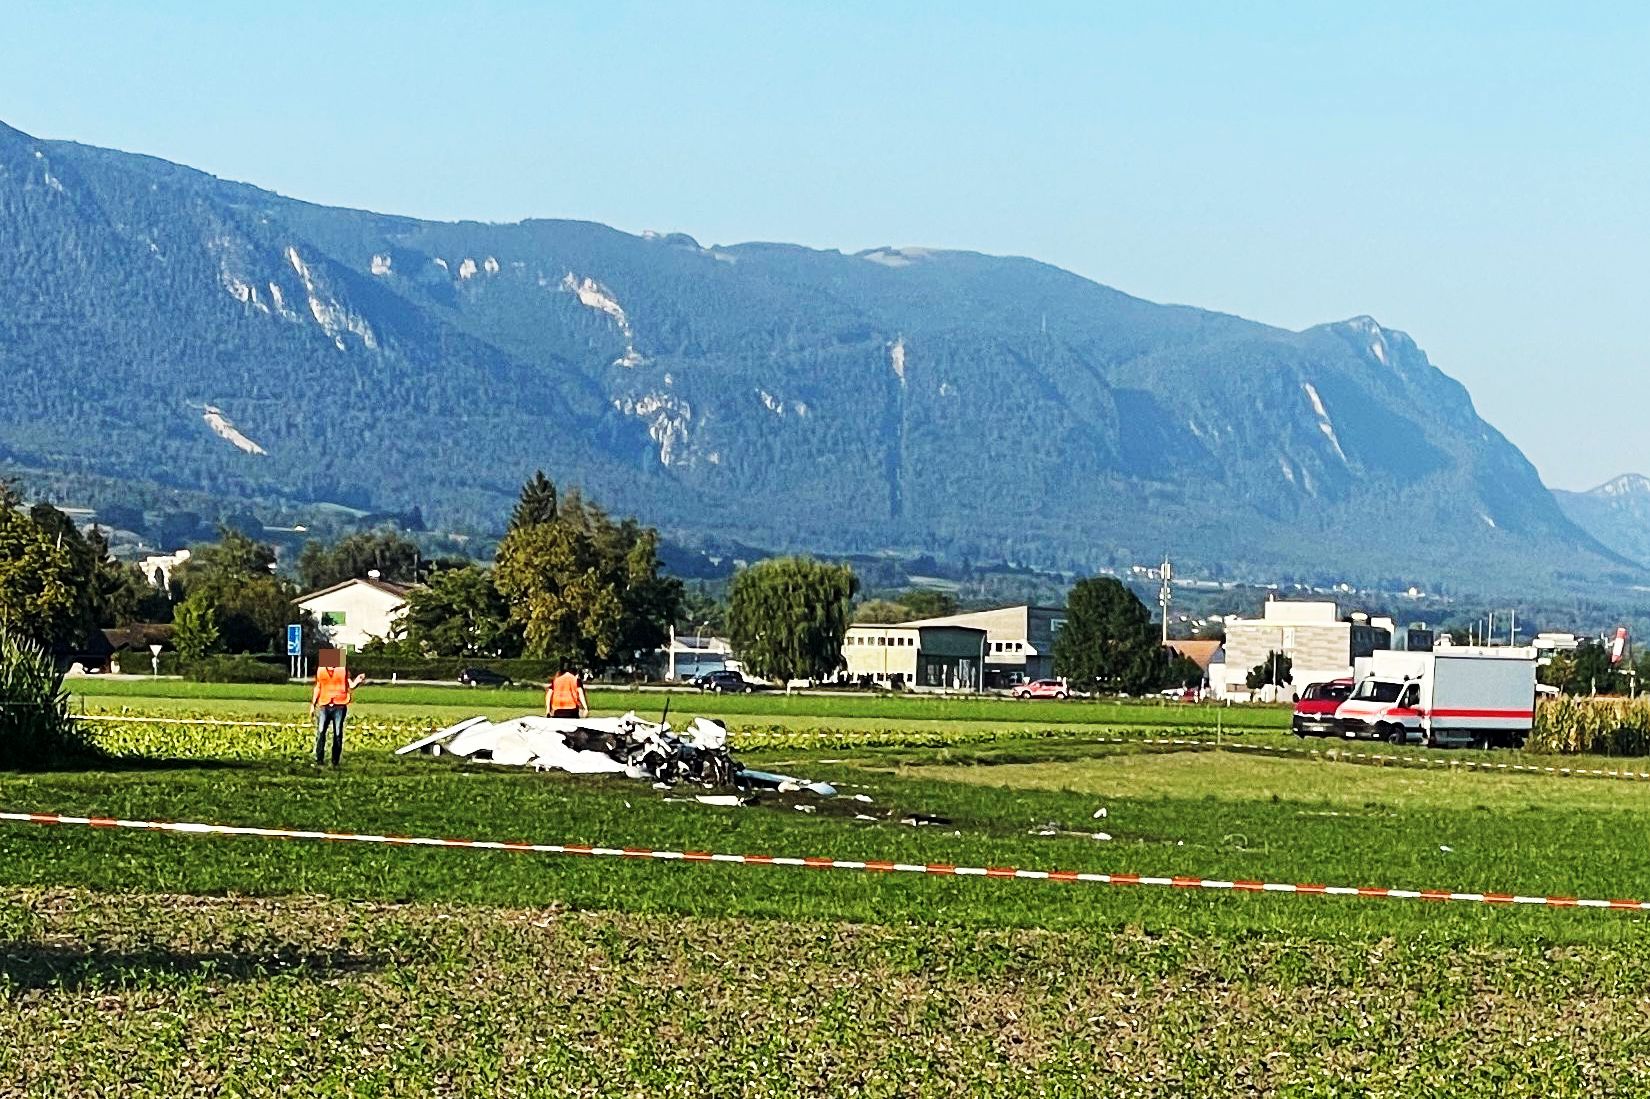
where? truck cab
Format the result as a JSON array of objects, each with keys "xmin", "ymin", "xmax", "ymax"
[{"xmin": 1335, "ymin": 677, "xmax": 1423, "ymax": 743}]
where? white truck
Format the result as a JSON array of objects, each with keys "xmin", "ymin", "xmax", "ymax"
[{"xmin": 1335, "ymin": 647, "xmax": 1538, "ymax": 748}]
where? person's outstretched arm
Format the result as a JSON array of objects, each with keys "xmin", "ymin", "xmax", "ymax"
[{"xmin": 349, "ymin": 673, "xmax": 367, "ymax": 690}]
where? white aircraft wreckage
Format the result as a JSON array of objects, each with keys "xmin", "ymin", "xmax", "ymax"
[{"xmin": 396, "ymin": 712, "xmax": 836, "ymax": 797}]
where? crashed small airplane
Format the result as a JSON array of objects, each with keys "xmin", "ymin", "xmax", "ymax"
[{"xmin": 397, "ymin": 712, "xmax": 835, "ymax": 796}]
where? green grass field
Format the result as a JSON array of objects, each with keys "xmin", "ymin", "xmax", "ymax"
[
  {"xmin": 68, "ymin": 675, "xmax": 1292, "ymax": 729},
  {"xmin": 6, "ymin": 684, "xmax": 1649, "ymax": 1095}
]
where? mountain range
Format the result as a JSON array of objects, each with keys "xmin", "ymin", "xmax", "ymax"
[{"xmin": 0, "ymin": 119, "xmax": 1641, "ymax": 594}]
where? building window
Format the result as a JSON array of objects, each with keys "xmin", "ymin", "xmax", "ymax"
[{"xmin": 321, "ymin": 611, "xmax": 347, "ymax": 627}]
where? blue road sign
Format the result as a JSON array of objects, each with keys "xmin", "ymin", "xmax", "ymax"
[{"xmin": 286, "ymin": 624, "xmax": 302, "ymax": 657}]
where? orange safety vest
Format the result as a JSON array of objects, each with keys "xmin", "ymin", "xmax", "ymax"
[
  {"xmin": 548, "ymin": 672, "xmax": 581, "ymax": 713},
  {"xmin": 314, "ymin": 666, "xmax": 352, "ymax": 706}
]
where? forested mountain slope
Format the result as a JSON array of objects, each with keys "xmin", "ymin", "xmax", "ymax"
[{"xmin": 0, "ymin": 120, "xmax": 1629, "ymax": 591}]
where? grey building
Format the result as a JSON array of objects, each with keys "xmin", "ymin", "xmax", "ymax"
[{"xmin": 902, "ymin": 605, "xmax": 1067, "ymax": 687}]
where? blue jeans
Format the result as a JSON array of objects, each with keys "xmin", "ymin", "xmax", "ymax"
[{"xmin": 315, "ymin": 705, "xmax": 348, "ymax": 766}]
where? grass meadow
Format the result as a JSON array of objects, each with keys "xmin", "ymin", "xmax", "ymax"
[{"xmin": 3, "ymin": 681, "xmax": 1648, "ymax": 1095}]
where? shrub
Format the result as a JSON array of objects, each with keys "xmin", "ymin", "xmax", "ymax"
[
  {"xmin": 0, "ymin": 630, "xmax": 102, "ymax": 769},
  {"xmin": 182, "ymin": 655, "xmax": 291, "ymax": 684}
]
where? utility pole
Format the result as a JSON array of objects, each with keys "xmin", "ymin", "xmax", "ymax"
[{"xmin": 1158, "ymin": 555, "xmax": 1173, "ymax": 646}]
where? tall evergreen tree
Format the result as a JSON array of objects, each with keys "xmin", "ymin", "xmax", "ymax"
[{"xmin": 510, "ymin": 471, "xmax": 559, "ymax": 531}]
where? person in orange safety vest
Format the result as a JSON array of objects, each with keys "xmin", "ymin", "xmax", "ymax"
[
  {"xmin": 311, "ymin": 649, "xmax": 367, "ymax": 767},
  {"xmin": 546, "ymin": 665, "xmax": 588, "ymax": 719}
]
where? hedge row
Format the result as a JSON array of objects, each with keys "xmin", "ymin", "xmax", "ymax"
[
  {"xmin": 1528, "ymin": 697, "xmax": 1650, "ymax": 756},
  {"xmin": 344, "ymin": 655, "xmax": 563, "ymax": 683}
]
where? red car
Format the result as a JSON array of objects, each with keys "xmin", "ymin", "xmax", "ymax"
[
  {"xmin": 1013, "ymin": 679, "xmax": 1070, "ymax": 700},
  {"xmin": 1292, "ymin": 678, "xmax": 1353, "ymax": 737}
]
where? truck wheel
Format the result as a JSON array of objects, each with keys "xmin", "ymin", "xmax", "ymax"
[{"xmin": 1384, "ymin": 724, "xmax": 1405, "ymax": 745}]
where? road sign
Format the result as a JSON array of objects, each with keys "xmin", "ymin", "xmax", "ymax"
[{"xmin": 286, "ymin": 624, "xmax": 302, "ymax": 657}]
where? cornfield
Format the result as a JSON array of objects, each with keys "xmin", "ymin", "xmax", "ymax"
[{"xmin": 1529, "ymin": 696, "xmax": 1650, "ymax": 756}]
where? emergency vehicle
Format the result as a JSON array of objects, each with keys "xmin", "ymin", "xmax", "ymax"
[{"xmin": 1335, "ymin": 647, "xmax": 1538, "ymax": 748}]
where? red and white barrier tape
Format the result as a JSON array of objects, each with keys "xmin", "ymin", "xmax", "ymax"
[{"xmin": 2, "ymin": 810, "xmax": 1644, "ymax": 913}]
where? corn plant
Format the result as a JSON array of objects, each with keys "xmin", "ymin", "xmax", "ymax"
[
  {"xmin": 0, "ymin": 630, "xmax": 101, "ymax": 769},
  {"xmin": 1529, "ymin": 696, "xmax": 1650, "ymax": 757}
]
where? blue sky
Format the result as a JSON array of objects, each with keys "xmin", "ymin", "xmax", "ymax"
[{"xmin": 5, "ymin": 2, "xmax": 1646, "ymax": 488}]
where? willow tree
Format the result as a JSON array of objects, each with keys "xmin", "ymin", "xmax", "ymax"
[{"xmin": 726, "ymin": 557, "xmax": 858, "ymax": 684}]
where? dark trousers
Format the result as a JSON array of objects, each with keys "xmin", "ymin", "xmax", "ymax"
[
  {"xmin": 315, "ymin": 704, "xmax": 348, "ymax": 765},
  {"xmin": 549, "ymin": 708, "xmax": 580, "ymax": 719}
]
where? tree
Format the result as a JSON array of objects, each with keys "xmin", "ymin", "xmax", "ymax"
[
  {"xmin": 510, "ymin": 470, "xmax": 559, "ymax": 530},
  {"xmin": 493, "ymin": 476, "xmax": 680, "ymax": 670},
  {"xmin": 297, "ymin": 529, "xmax": 422, "ymax": 591},
  {"xmin": 727, "ymin": 557, "xmax": 858, "ymax": 684},
  {"xmin": 1246, "ymin": 651, "xmax": 1293, "ymax": 691},
  {"xmin": 399, "ymin": 565, "xmax": 518, "ymax": 657},
  {"xmin": 896, "ymin": 589, "xmax": 958, "ymax": 620},
  {"xmin": 0, "ymin": 488, "xmax": 96, "ymax": 648},
  {"xmin": 1163, "ymin": 651, "xmax": 1206, "ymax": 690},
  {"xmin": 174, "ymin": 528, "xmax": 295, "ymax": 653},
  {"xmin": 171, "ymin": 593, "xmax": 221, "ymax": 662},
  {"xmin": 676, "ymin": 584, "xmax": 727, "ymax": 636},
  {"xmin": 1053, "ymin": 577, "xmax": 1164, "ymax": 695},
  {"xmin": 1552, "ymin": 641, "xmax": 1620, "ymax": 696},
  {"xmin": 854, "ymin": 598, "xmax": 915, "ymax": 624}
]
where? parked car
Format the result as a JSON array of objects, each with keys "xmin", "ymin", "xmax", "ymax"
[
  {"xmin": 1013, "ymin": 679, "xmax": 1070, "ymax": 700},
  {"xmin": 693, "ymin": 669, "xmax": 755, "ymax": 693},
  {"xmin": 1292, "ymin": 678, "xmax": 1353, "ymax": 736},
  {"xmin": 458, "ymin": 666, "xmax": 512, "ymax": 687}
]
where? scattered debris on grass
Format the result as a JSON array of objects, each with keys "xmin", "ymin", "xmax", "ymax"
[{"xmin": 398, "ymin": 714, "xmax": 836, "ymax": 797}]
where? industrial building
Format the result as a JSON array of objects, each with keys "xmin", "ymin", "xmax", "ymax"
[
  {"xmin": 841, "ymin": 622, "xmax": 989, "ymax": 691},
  {"xmin": 899, "ymin": 605, "xmax": 1067, "ymax": 687}
]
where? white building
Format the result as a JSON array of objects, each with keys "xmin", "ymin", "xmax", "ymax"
[
  {"xmin": 841, "ymin": 622, "xmax": 989, "ymax": 691},
  {"xmin": 294, "ymin": 577, "xmax": 415, "ymax": 652},
  {"xmin": 664, "ymin": 630, "xmax": 735, "ymax": 680},
  {"xmin": 140, "ymin": 548, "xmax": 191, "ymax": 589},
  {"xmin": 1210, "ymin": 600, "xmax": 1400, "ymax": 701}
]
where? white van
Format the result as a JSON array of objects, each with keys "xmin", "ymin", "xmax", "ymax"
[{"xmin": 1335, "ymin": 648, "xmax": 1538, "ymax": 748}]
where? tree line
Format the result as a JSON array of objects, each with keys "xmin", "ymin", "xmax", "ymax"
[{"xmin": 3, "ymin": 476, "xmax": 1207, "ymax": 693}]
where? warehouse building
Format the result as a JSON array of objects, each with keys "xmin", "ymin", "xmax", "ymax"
[
  {"xmin": 901, "ymin": 605, "xmax": 1067, "ymax": 687},
  {"xmin": 841, "ymin": 622, "xmax": 989, "ymax": 692}
]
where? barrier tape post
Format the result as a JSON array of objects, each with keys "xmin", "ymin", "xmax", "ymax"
[{"xmin": 1, "ymin": 810, "xmax": 1643, "ymax": 916}]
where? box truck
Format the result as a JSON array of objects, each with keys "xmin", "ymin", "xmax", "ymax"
[{"xmin": 1335, "ymin": 647, "xmax": 1537, "ymax": 748}]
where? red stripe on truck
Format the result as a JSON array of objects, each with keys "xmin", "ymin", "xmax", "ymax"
[{"xmin": 1427, "ymin": 708, "xmax": 1534, "ymax": 719}]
